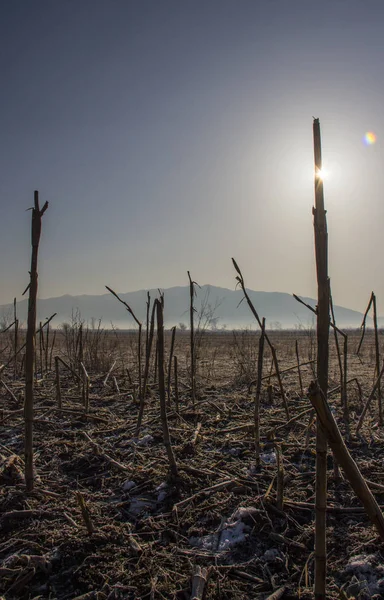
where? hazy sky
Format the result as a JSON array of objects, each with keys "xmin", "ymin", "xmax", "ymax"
[{"xmin": 1, "ymin": 0, "xmax": 384, "ymax": 313}]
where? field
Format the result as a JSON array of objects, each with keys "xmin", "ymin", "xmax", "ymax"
[{"xmin": 1, "ymin": 326, "xmax": 384, "ymax": 599}]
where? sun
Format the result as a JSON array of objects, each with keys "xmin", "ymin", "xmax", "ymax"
[{"xmin": 316, "ymin": 168, "xmax": 329, "ymax": 181}]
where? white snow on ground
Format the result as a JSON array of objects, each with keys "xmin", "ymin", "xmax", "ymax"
[
  {"xmin": 122, "ymin": 480, "xmax": 136, "ymax": 492},
  {"xmin": 189, "ymin": 520, "xmax": 246, "ymax": 552},
  {"xmin": 260, "ymin": 451, "xmax": 277, "ymax": 465},
  {"xmin": 342, "ymin": 554, "xmax": 384, "ymax": 598},
  {"xmin": 156, "ymin": 482, "xmax": 168, "ymax": 502},
  {"xmin": 189, "ymin": 506, "xmax": 259, "ymax": 552}
]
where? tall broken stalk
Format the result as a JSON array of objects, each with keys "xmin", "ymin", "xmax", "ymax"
[
  {"xmin": 372, "ymin": 293, "xmax": 382, "ymax": 425},
  {"xmin": 155, "ymin": 299, "xmax": 178, "ymax": 479},
  {"xmin": 13, "ymin": 298, "xmax": 18, "ymax": 379},
  {"xmin": 312, "ymin": 117, "xmax": 330, "ymax": 600},
  {"xmin": 25, "ymin": 191, "xmax": 48, "ymax": 491},
  {"xmin": 135, "ymin": 302, "xmax": 156, "ymax": 437},
  {"xmin": 167, "ymin": 326, "xmax": 176, "ymax": 406},
  {"xmin": 308, "ymin": 381, "xmax": 384, "ymax": 541},
  {"xmin": 356, "ymin": 291, "xmax": 382, "ymax": 425},
  {"xmin": 106, "ymin": 286, "xmax": 142, "ymax": 398},
  {"xmin": 232, "ymin": 258, "xmax": 290, "ymax": 419},
  {"xmin": 188, "ymin": 271, "xmax": 197, "ymax": 409},
  {"xmin": 255, "ymin": 318, "xmax": 265, "ymax": 465}
]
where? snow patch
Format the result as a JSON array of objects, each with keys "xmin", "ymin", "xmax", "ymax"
[
  {"xmin": 122, "ymin": 480, "xmax": 136, "ymax": 492},
  {"xmin": 189, "ymin": 520, "xmax": 246, "ymax": 552}
]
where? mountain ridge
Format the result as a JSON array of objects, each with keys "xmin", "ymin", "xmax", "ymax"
[{"xmin": 0, "ymin": 285, "xmax": 370, "ymax": 330}]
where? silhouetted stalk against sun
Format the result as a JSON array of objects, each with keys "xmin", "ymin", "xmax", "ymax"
[
  {"xmin": 188, "ymin": 271, "xmax": 197, "ymax": 409},
  {"xmin": 25, "ymin": 190, "xmax": 49, "ymax": 491},
  {"xmin": 155, "ymin": 298, "xmax": 178, "ymax": 479},
  {"xmin": 313, "ymin": 117, "xmax": 330, "ymax": 600},
  {"xmin": 135, "ymin": 301, "xmax": 156, "ymax": 437},
  {"xmin": 105, "ymin": 285, "xmax": 142, "ymax": 400},
  {"xmin": 372, "ymin": 293, "xmax": 382, "ymax": 425},
  {"xmin": 255, "ymin": 318, "xmax": 265, "ymax": 466},
  {"xmin": 167, "ymin": 326, "xmax": 176, "ymax": 406},
  {"xmin": 231, "ymin": 258, "xmax": 290, "ymax": 420}
]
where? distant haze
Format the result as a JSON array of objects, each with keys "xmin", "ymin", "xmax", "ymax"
[
  {"xmin": 2, "ymin": 2, "xmax": 384, "ymax": 313},
  {"xmin": 0, "ymin": 285, "xmax": 370, "ymax": 330}
]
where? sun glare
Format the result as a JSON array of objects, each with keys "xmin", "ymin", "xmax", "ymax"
[{"xmin": 316, "ymin": 168, "xmax": 328, "ymax": 180}]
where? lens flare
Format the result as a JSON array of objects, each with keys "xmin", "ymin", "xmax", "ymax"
[
  {"xmin": 316, "ymin": 168, "xmax": 328, "ymax": 180},
  {"xmin": 364, "ymin": 131, "xmax": 377, "ymax": 145}
]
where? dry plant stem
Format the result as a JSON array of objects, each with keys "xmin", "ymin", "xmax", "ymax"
[
  {"xmin": 45, "ymin": 321, "xmax": 50, "ymax": 374},
  {"xmin": 0, "ymin": 378, "xmax": 19, "ymax": 403},
  {"xmin": 145, "ymin": 291, "xmax": 151, "ymax": 357},
  {"xmin": 265, "ymin": 586, "xmax": 288, "ymax": 600},
  {"xmin": 276, "ymin": 443, "xmax": 284, "ymax": 511},
  {"xmin": 356, "ymin": 360, "xmax": 384, "ymax": 434},
  {"xmin": 232, "ymin": 258, "xmax": 289, "ymax": 419},
  {"xmin": 155, "ymin": 299, "xmax": 178, "ymax": 479},
  {"xmin": 55, "ymin": 357, "xmax": 62, "ymax": 410},
  {"xmin": 255, "ymin": 318, "xmax": 265, "ymax": 465},
  {"xmin": 308, "ymin": 381, "xmax": 384, "ymax": 541},
  {"xmin": 75, "ymin": 491, "xmax": 95, "ymax": 535},
  {"xmin": 56, "ymin": 356, "xmax": 82, "ymax": 383},
  {"xmin": 80, "ymin": 362, "xmax": 90, "ymax": 412},
  {"xmin": 372, "ymin": 293, "xmax": 382, "ymax": 424},
  {"xmin": 174, "ymin": 355, "xmax": 179, "ymax": 413},
  {"xmin": 357, "ymin": 292, "xmax": 374, "ymax": 355},
  {"xmin": 313, "ymin": 118, "xmax": 329, "ymax": 600},
  {"xmin": 256, "ymin": 358, "xmax": 316, "ymax": 384},
  {"xmin": 25, "ymin": 191, "xmax": 48, "ymax": 492},
  {"xmin": 39, "ymin": 321, "xmax": 43, "ymax": 378},
  {"xmin": 105, "ymin": 285, "xmax": 142, "ymax": 397},
  {"xmin": 135, "ymin": 302, "xmax": 156, "ymax": 437},
  {"xmin": 330, "ymin": 291, "xmax": 349, "ymax": 429},
  {"xmin": 329, "ymin": 292, "xmax": 343, "ymax": 405},
  {"xmin": 103, "ymin": 360, "xmax": 116, "ymax": 387},
  {"xmin": 293, "ymin": 294, "xmax": 344, "ymax": 336},
  {"xmin": 13, "ymin": 298, "xmax": 18, "ymax": 379},
  {"xmin": 295, "ymin": 340, "xmax": 303, "ymax": 397},
  {"xmin": 167, "ymin": 326, "xmax": 176, "ymax": 406},
  {"xmin": 4, "ymin": 314, "xmax": 56, "ymax": 370},
  {"xmin": 343, "ymin": 335, "xmax": 349, "ymax": 424},
  {"xmin": 81, "ymin": 431, "xmax": 129, "ymax": 471},
  {"xmin": 188, "ymin": 271, "xmax": 196, "ymax": 409},
  {"xmin": 191, "ymin": 566, "xmax": 208, "ymax": 600}
]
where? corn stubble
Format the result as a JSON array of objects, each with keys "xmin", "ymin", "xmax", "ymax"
[{"xmin": 5, "ymin": 122, "xmax": 384, "ymax": 598}]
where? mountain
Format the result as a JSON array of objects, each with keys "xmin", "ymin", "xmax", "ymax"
[{"xmin": 0, "ymin": 285, "xmax": 367, "ymax": 330}]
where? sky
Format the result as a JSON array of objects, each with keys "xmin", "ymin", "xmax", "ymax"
[{"xmin": 1, "ymin": 0, "xmax": 384, "ymax": 314}]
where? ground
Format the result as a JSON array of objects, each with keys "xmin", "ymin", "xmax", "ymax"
[{"xmin": 1, "ymin": 328, "xmax": 384, "ymax": 599}]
